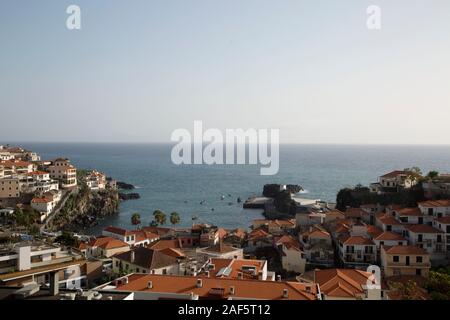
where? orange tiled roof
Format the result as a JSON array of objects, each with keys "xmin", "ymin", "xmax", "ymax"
[
  {"xmin": 104, "ymin": 226, "xmax": 134, "ymax": 236},
  {"xmin": 435, "ymin": 216, "xmax": 450, "ymax": 224},
  {"xmin": 130, "ymin": 230, "xmax": 159, "ymax": 242},
  {"xmin": 113, "ymin": 273, "xmax": 318, "ymax": 300},
  {"xmin": 374, "ymin": 231, "xmax": 406, "ymax": 241},
  {"xmin": 341, "ymin": 236, "xmax": 374, "ymax": 246},
  {"xmin": 418, "ymin": 199, "xmax": 450, "ymax": 208},
  {"xmin": 31, "ymin": 197, "xmax": 52, "ymax": 203},
  {"xmin": 159, "ymin": 247, "xmax": 185, "ymax": 258},
  {"xmin": 395, "ymin": 207, "xmax": 422, "ymax": 217},
  {"xmin": 89, "ymin": 237, "xmax": 129, "ymax": 250},
  {"xmin": 405, "ymin": 224, "xmax": 443, "ymax": 234},
  {"xmin": 366, "ymin": 225, "xmax": 383, "ymax": 238},
  {"xmin": 377, "ymin": 214, "xmax": 402, "ymax": 225},
  {"xmin": 248, "ymin": 228, "xmax": 271, "ymax": 240},
  {"xmin": 0, "ymin": 160, "xmax": 32, "ymax": 167},
  {"xmin": 380, "ymin": 170, "xmax": 407, "ymax": 178},
  {"xmin": 147, "ymin": 239, "xmax": 181, "ymax": 250},
  {"xmin": 27, "ymin": 171, "xmax": 49, "ymax": 175},
  {"xmin": 276, "ymin": 235, "xmax": 302, "ymax": 251},
  {"xmin": 315, "ymin": 269, "xmax": 376, "ymax": 298},
  {"xmin": 383, "ymin": 245, "xmax": 428, "ymax": 255},
  {"xmin": 345, "ymin": 208, "xmax": 364, "ymax": 218}
]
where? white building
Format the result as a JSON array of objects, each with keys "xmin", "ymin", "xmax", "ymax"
[
  {"xmin": 405, "ymin": 224, "xmax": 446, "ymax": 262},
  {"xmin": 31, "ymin": 197, "xmax": 56, "ymax": 221},
  {"xmin": 418, "ymin": 200, "xmax": 450, "ymax": 219}
]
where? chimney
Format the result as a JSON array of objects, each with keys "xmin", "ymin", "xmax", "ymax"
[
  {"xmin": 277, "ymin": 275, "xmax": 281, "ymax": 282},
  {"xmin": 205, "ymin": 271, "xmax": 210, "ymax": 278},
  {"xmin": 130, "ymin": 251, "xmax": 135, "ymax": 263},
  {"xmin": 147, "ymin": 281, "xmax": 153, "ymax": 289},
  {"xmin": 196, "ymin": 279, "xmax": 203, "ymax": 288},
  {"xmin": 283, "ymin": 289, "xmax": 288, "ymax": 298},
  {"xmin": 229, "ymin": 286, "xmax": 235, "ymax": 295},
  {"xmin": 49, "ymin": 271, "xmax": 59, "ymax": 296}
]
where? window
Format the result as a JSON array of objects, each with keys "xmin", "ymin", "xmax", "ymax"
[
  {"xmin": 393, "ymin": 256, "xmax": 399, "ymax": 262},
  {"xmin": 416, "ymin": 256, "xmax": 422, "ymax": 263}
]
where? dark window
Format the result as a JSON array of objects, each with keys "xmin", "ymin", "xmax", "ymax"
[
  {"xmin": 416, "ymin": 256, "xmax": 423, "ymax": 263},
  {"xmin": 393, "ymin": 256, "xmax": 399, "ymax": 262}
]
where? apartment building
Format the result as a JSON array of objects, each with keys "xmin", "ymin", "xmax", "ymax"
[
  {"xmin": 81, "ymin": 237, "xmax": 130, "ymax": 258},
  {"xmin": 0, "ymin": 242, "xmax": 85, "ymax": 289},
  {"xmin": 418, "ymin": 200, "xmax": 450, "ymax": 219},
  {"xmin": 112, "ymin": 247, "xmax": 180, "ymax": 275},
  {"xmin": 85, "ymin": 170, "xmax": 106, "ymax": 191},
  {"xmin": 276, "ymin": 235, "xmax": 306, "ymax": 274},
  {"xmin": 433, "ymin": 216, "xmax": 450, "ymax": 258},
  {"xmin": 405, "ymin": 224, "xmax": 445, "ymax": 261},
  {"xmin": 299, "ymin": 226, "xmax": 334, "ymax": 266},
  {"xmin": 380, "ymin": 245, "xmax": 431, "ymax": 277},
  {"xmin": 338, "ymin": 235, "xmax": 377, "ymax": 266},
  {"xmin": 47, "ymin": 158, "xmax": 77, "ymax": 189},
  {"xmin": 103, "ymin": 226, "xmax": 136, "ymax": 245}
]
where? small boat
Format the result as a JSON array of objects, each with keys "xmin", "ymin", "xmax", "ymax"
[
  {"xmin": 237, "ymin": 197, "xmax": 242, "ymax": 203},
  {"xmin": 220, "ymin": 195, "xmax": 225, "ymax": 200}
]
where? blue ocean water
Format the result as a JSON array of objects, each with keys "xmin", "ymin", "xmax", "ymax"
[{"xmin": 14, "ymin": 143, "xmax": 450, "ymax": 234}]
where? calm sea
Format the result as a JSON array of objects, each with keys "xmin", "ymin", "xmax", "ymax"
[{"xmin": 13, "ymin": 143, "xmax": 450, "ymax": 234}]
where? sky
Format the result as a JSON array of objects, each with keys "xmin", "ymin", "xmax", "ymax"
[{"xmin": 0, "ymin": 0, "xmax": 449, "ymax": 144}]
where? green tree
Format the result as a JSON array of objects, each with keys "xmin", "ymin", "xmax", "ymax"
[
  {"xmin": 404, "ymin": 167, "xmax": 423, "ymax": 185},
  {"xmin": 390, "ymin": 280, "xmax": 421, "ymax": 300},
  {"xmin": 28, "ymin": 224, "xmax": 40, "ymax": 236},
  {"xmin": 426, "ymin": 171, "xmax": 439, "ymax": 180},
  {"xmin": 131, "ymin": 213, "xmax": 141, "ymax": 228},
  {"xmin": 152, "ymin": 209, "xmax": 166, "ymax": 225},
  {"xmin": 426, "ymin": 270, "xmax": 450, "ymax": 300},
  {"xmin": 169, "ymin": 212, "xmax": 181, "ymax": 226},
  {"xmin": 55, "ymin": 232, "xmax": 80, "ymax": 247}
]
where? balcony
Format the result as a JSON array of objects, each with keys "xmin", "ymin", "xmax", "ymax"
[{"xmin": 388, "ymin": 261, "xmax": 431, "ymax": 268}]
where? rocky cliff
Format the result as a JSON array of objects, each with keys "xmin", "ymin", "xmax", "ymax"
[{"xmin": 47, "ymin": 187, "xmax": 119, "ymax": 232}]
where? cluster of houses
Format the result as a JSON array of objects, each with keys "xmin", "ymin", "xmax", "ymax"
[
  {"xmin": 0, "ymin": 169, "xmax": 449, "ymax": 300},
  {"xmin": 0, "ymin": 145, "xmax": 110, "ymax": 224}
]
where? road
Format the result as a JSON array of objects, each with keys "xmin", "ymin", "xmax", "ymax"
[{"xmin": 40, "ymin": 187, "xmax": 79, "ymax": 233}]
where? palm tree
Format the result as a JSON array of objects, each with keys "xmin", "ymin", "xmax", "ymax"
[
  {"xmin": 152, "ymin": 209, "xmax": 166, "ymax": 225},
  {"xmin": 426, "ymin": 171, "xmax": 439, "ymax": 180},
  {"xmin": 170, "ymin": 212, "xmax": 180, "ymax": 226},
  {"xmin": 131, "ymin": 213, "xmax": 141, "ymax": 228}
]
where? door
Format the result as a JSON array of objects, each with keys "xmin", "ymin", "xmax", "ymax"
[{"xmin": 406, "ymin": 256, "xmax": 410, "ymax": 266}]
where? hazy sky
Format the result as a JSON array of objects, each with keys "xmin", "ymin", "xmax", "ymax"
[{"xmin": 1, "ymin": 0, "xmax": 449, "ymax": 144}]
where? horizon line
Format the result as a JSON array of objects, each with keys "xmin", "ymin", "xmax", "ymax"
[{"xmin": 3, "ymin": 141, "xmax": 450, "ymax": 147}]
